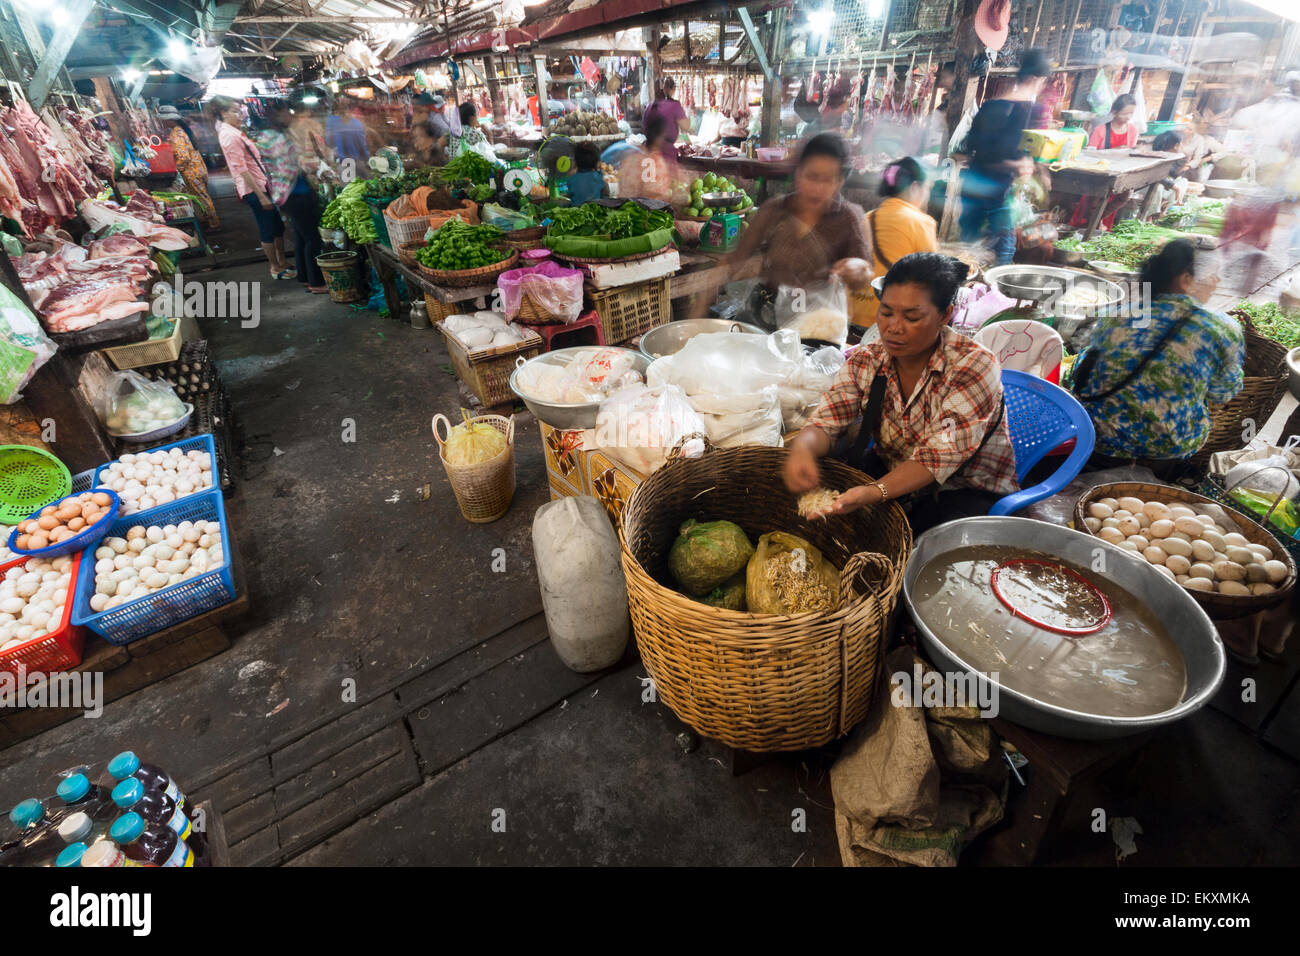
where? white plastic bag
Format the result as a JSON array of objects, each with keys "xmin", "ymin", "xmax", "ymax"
[
  {"xmin": 775, "ymin": 278, "xmax": 849, "ymax": 346},
  {"xmin": 92, "ymin": 369, "xmax": 186, "ymax": 435},
  {"xmin": 593, "ymin": 383, "xmax": 706, "ymax": 473},
  {"xmin": 691, "ymin": 385, "xmax": 783, "ymax": 447}
]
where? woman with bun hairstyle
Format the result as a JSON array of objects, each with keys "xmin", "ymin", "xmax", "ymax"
[
  {"xmin": 1072, "ymin": 239, "xmax": 1244, "ymax": 478},
  {"xmin": 861, "ymin": 157, "xmax": 939, "ymax": 326},
  {"xmin": 785, "ymin": 253, "xmax": 1019, "ymax": 534}
]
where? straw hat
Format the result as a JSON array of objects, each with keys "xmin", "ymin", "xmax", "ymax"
[{"xmin": 974, "ymin": 0, "xmax": 1012, "ymax": 53}]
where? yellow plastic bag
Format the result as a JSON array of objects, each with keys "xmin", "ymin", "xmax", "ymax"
[
  {"xmin": 746, "ymin": 531, "xmax": 840, "ymax": 614},
  {"xmin": 441, "ymin": 410, "xmax": 507, "ymax": 465}
]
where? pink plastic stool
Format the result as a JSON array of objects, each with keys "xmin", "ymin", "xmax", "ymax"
[{"xmin": 521, "ymin": 309, "xmax": 605, "ymax": 352}]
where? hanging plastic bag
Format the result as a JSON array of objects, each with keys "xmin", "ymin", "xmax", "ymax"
[
  {"xmin": 947, "ymin": 107, "xmax": 977, "ymax": 157},
  {"xmin": 1087, "ymin": 71, "xmax": 1115, "ymax": 116},
  {"xmin": 497, "ymin": 262, "xmax": 585, "ymax": 323},
  {"xmin": 775, "ymin": 278, "xmax": 849, "ymax": 346},
  {"xmin": 92, "ymin": 369, "xmax": 187, "ymax": 436},
  {"xmin": 592, "ymin": 382, "xmax": 706, "ymax": 474},
  {"xmin": 0, "ymin": 285, "xmax": 56, "ymax": 404}
]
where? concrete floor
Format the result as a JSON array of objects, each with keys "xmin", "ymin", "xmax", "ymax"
[{"xmin": 1, "ymin": 243, "xmax": 1298, "ymax": 866}]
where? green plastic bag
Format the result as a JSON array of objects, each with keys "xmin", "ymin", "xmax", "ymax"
[{"xmin": 668, "ymin": 519, "xmax": 754, "ymax": 597}]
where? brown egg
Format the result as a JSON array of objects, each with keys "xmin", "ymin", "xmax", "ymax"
[
  {"xmin": 49, "ymin": 527, "xmax": 66, "ymax": 542},
  {"xmin": 40, "ymin": 506, "xmax": 56, "ymax": 517},
  {"xmin": 91, "ymin": 492, "xmax": 111, "ymax": 507},
  {"xmin": 15, "ymin": 534, "xmax": 29, "ymax": 549},
  {"xmin": 85, "ymin": 509, "xmax": 103, "ymax": 525},
  {"xmin": 67, "ymin": 517, "xmax": 85, "ymax": 532},
  {"xmin": 19, "ymin": 520, "xmax": 34, "ymax": 533},
  {"xmin": 37, "ymin": 515, "xmax": 59, "ymax": 531},
  {"xmin": 29, "ymin": 533, "xmax": 48, "ymax": 549},
  {"xmin": 56, "ymin": 506, "xmax": 79, "ymax": 523}
]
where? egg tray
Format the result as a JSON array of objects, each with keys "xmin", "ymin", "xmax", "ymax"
[{"xmin": 137, "ymin": 343, "xmax": 222, "ymax": 405}]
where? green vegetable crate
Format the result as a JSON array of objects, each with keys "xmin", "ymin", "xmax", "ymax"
[{"xmin": 589, "ymin": 277, "xmax": 671, "ymax": 345}]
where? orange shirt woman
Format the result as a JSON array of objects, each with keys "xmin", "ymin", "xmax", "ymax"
[{"xmin": 861, "ymin": 158, "xmax": 939, "ymax": 326}]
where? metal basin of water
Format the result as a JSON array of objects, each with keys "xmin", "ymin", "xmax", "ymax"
[
  {"xmin": 903, "ymin": 517, "xmax": 1226, "ymax": 739},
  {"xmin": 638, "ymin": 319, "xmax": 765, "ymax": 359},
  {"xmin": 509, "ymin": 346, "xmax": 650, "ymax": 430}
]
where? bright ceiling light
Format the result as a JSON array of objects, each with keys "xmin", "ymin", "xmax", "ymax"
[
  {"xmin": 302, "ymin": 94, "xmax": 319, "ymax": 105},
  {"xmin": 122, "ymin": 68, "xmax": 141, "ymax": 82},
  {"xmin": 807, "ymin": 8, "xmax": 834, "ymax": 33},
  {"xmin": 1239, "ymin": 0, "xmax": 1300, "ymax": 23},
  {"xmin": 167, "ymin": 38, "xmax": 186, "ymax": 59},
  {"xmin": 50, "ymin": 7, "xmax": 68, "ymax": 25},
  {"xmin": 866, "ymin": 0, "xmax": 885, "ymax": 17}
]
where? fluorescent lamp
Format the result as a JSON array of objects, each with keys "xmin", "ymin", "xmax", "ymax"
[
  {"xmin": 122, "ymin": 68, "xmax": 141, "ymax": 82},
  {"xmin": 807, "ymin": 8, "xmax": 834, "ymax": 33},
  {"xmin": 167, "ymin": 38, "xmax": 186, "ymax": 59},
  {"xmin": 1239, "ymin": 1, "xmax": 1300, "ymax": 23}
]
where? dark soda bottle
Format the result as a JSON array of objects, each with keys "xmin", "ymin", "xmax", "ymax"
[
  {"xmin": 56, "ymin": 842, "xmax": 88, "ymax": 867},
  {"xmin": 111, "ymin": 778, "xmax": 193, "ymax": 844},
  {"xmin": 109, "ymin": 812, "xmax": 194, "ymax": 867},
  {"xmin": 107, "ymin": 752, "xmax": 187, "ymax": 810}
]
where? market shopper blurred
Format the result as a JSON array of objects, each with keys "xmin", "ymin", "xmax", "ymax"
[
  {"xmin": 1068, "ymin": 94, "xmax": 1139, "ymax": 230},
  {"xmin": 262, "ymin": 104, "xmax": 328, "ymax": 294},
  {"xmin": 287, "ymin": 99, "xmax": 333, "ymax": 183},
  {"xmin": 326, "ymin": 98, "xmax": 370, "ymax": 174},
  {"xmin": 1071, "ymin": 240, "xmax": 1243, "ymax": 479},
  {"xmin": 157, "ymin": 105, "xmax": 218, "ymax": 231},
  {"xmin": 618, "ymin": 113, "xmax": 675, "ymax": 202},
  {"xmin": 860, "ymin": 157, "xmax": 939, "ymax": 326},
  {"xmin": 710, "ymin": 132, "xmax": 871, "ymax": 307},
  {"xmin": 956, "ymin": 49, "xmax": 1052, "ymax": 264},
  {"xmin": 785, "ymin": 253, "xmax": 1018, "ymax": 534},
  {"xmin": 642, "ymin": 76, "xmax": 690, "ymax": 162},
  {"xmin": 211, "ymin": 95, "xmax": 292, "ymax": 279}
]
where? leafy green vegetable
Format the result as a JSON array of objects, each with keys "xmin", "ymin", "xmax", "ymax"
[
  {"xmin": 364, "ymin": 167, "xmax": 443, "ymax": 198},
  {"xmin": 414, "ymin": 220, "xmax": 506, "ymax": 271},
  {"xmin": 546, "ymin": 201, "xmax": 674, "ymax": 240},
  {"xmin": 1231, "ymin": 302, "xmax": 1300, "ymax": 349},
  {"xmin": 1056, "ymin": 220, "xmax": 1192, "ymax": 268},
  {"xmin": 439, "ymin": 152, "xmax": 495, "ymax": 186},
  {"xmin": 320, "ymin": 180, "xmax": 377, "ymax": 244}
]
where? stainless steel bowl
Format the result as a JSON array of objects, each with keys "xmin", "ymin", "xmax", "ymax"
[
  {"xmin": 1288, "ymin": 346, "xmax": 1300, "ymax": 401},
  {"xmin": 509, "ymin": 346, "xmax": 649, "ymax": 430},
  {"xmin": 639, "ymin": 319, "xmax": 765, "ymax": 359},
  {"xmin": 699, "ymin": 191, "xmax": 745, "ymax": 209},
  {"xmin": 984, "ymin": 264, "xmax": 1125, "ymax": 316},
  {"xmin": 1051, "ymin": 243, "xmax": 1086, "ymax": 267},
  {"xmin": 902, "ymin": 517, "xmax": 1226, "ymax": 739},
  {"xmin": 1087, "ymin": 259, "xmax": 1141, "ymax": 284}
]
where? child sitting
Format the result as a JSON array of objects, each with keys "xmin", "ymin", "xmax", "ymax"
[{"xmin": 565, "ymin": 144, "xmax": 608, "ymax": 204}]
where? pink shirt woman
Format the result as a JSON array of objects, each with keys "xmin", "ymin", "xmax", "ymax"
[{"xmin": 216, "ymin": 119, "xmax": 269, "ymax": 198}]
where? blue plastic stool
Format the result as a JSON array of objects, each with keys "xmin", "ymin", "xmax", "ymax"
[{"xmin": 989, "ymin": 369, "xmax": 1096, "ymax": 516}]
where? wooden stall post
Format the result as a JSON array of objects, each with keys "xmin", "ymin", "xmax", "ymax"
[
  {"xmin": 945, "ymin": 0, "xmax": 984, "ymax": 142},
  {"xmin": 533, "ymin": 53, "xmax": 550, "ymax": 127},
  {"xmin": 484, "ymin": 55, "xmax": 506, "ymax": 124}
]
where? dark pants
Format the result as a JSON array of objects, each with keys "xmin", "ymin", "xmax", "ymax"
[
  {"xmin": 850, "ymin": 449, "xmax": 1001, "ymax": 537},
  {"xmin": 959, "ymin": 167, "xmax": 1016, "ymax": 264},
  {"xmin": 1086, "ymin": 450, "xmax": 1200, "ymax": 484},
  {"xmin": 281, "ymin": 186, "xmax": 325, "ymax": 287}
]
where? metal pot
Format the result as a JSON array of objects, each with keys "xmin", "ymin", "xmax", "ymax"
[
  {"xmin": 984, "ymin": 264, "xmax": 1125, "ymax": 317},
  {"xmin": 509, "ymin": 346, "xmax": 650, "ymax": 430},
  {"xmin": 1051, "ymin": 243, "xmax": 1086, "ymax": 267},
  {"xmin": 638, "ymin": 318, "xmax": 765, "ymax": 359},
  {"xmin": 903, "ymin": 517, "xmax": 1226, "ymax": 739}
]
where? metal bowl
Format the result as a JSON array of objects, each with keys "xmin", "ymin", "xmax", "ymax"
[
  {"xmin": 1087, "ymin": 259, "xmax": 1141, "ymax": 283},
  {"xmin": 984, "ymin": 264, "xmax": 1125, "ymax": 316},
  {"xmin": 509, "ymin": 346, "xmax": 649, "ymax": 430},
  {"xmin": 1288, "ymin": 346, "xmax": 1300, "ymax": 401},
  {"xmin": 699, "ymin": 191, "xmax": 745, "ymax": 209},
  {"xmin": 903, "ymin": 517, "xmax": 1226, "ymax": 739},
  {"xmin": 1204, "ymin": 178, "xmax": 1246, "ymax": 199},
  {"xmin": 639, "ymin": 319, "xmax": 764, "ymax": 359},
  {"xmin": 1051, "ymin": 243, "xmax": 1086, "ymax": 267}
]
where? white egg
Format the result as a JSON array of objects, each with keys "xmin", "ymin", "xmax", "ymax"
[
  {"xmin": 112, "ymin": 554, "xmax": 131, "ymax": 571},
  {"xmin": 109, "ymin": 538, "xmax": 128, "ymax": 554},
  {"xmin": 1263, "ymin": 560, "xmax": 1288, "ymax": 583},
  {"xmin": 89, "ymin": 593, "xmax": 109, "ymax": 612},
  {"xmin": 145, "ymin": 526, "xmax": 163, "ymax": 544},
  {"xmin": 1165, "ymin": 555, "xmax": 1192, "ymax": 576}
]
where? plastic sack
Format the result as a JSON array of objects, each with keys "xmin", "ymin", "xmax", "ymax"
[
  {"xmin": 669, "ymin": 519, "xmax": 755, "ymax": 596},
  {"xmin": 92, "ymin": 369, "xmax": 186, "ymax": 436},
  {"xmin": 775, "ymin": 278, "xmax": 849, "ymax": 346},
  {"xmin": 481, "ymin": 202, "xmax": 537, "ymax": 231},
  {"xmin": 443, "ymin": 410, "xmax": 508, "ymax": 465},
  {"xmin": 498, "ymin": 262, "xmax": 585, "ymax": 323},
  {"xmin": 1087, "ymin": 72, "xmax": 1115, "ymax": 116},
  {"xmin": 0, "ymin": 285, "xmax": 56, "ymax": 404},
  {"xmin": 746, "ymin": 531, "xmax": 840, "ymax": 614},
  {"xmin": 689, "ymin": 384, "xmax": 783, "ymax": 447},
  {"xmin": 592, "ymin": 382, "xmax": 706, "ymax": 474}
]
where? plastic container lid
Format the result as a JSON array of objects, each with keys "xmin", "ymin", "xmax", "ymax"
[
  {"xmin": 81, "ymin": 841, "xmax": 122, "ymax": 867},
  {"xmin": 9, "ymin": 798, "xmax": 45, "ymax": 829},
  {"xmin": 109, "ymin": 812, "xmax": 145, "ymax": 844},
  {"xmin": 56, "ymin": 842, "xmax": 88, "ymax": 867},
  {"xmin": 111, "ymin": 778, "xmax": 145, "ymax": 809},
  {"xmin": 58, "ymin": 811, "xmax": 93, "ymax": 843},
  {"xmin": 56, "ymin": 774, "xmax": 91, "ymax": 804},
  {"xmin": 107, "ymin": 751, "xmax": 141, "ymax": 780}
]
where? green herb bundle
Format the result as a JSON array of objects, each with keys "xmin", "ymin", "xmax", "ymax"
[
  {"xmin": 1231, "ymin": 302, "xmax": 1300, "ymax": 350},
  {"xmin": 546, "ymin": 201, "xmax": 674, "ymax": 240},
  {"xmin": 414, "ymin": 220, "xmax": 506, "ymax": 271}
]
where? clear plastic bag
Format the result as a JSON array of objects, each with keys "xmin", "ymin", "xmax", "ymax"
[
  {"xmin": 0, "ymin": 285, "xmax": 56, "ymax": 404},
  {"xmin": 592, "ymin": 383, "xmax": 707, "ymax": 473},
  {"xmin": 775, "ymin": 278, "xmax": 849, "ymax": 346},
  {"xmin": 92, "ymin": 369, "xmax": 186, "ymax": 436},
  {"xmin": 497, "ymin": 262, "xmax": 585, "ymax": 323}
]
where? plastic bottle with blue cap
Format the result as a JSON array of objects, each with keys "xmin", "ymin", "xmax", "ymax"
[
  {"xmin": 112, "ymin": 777, "xmax": 194, "ymax": 844},
  {"xmin": 56, "ymin": 773, "xmax": 109, "ymax": 814},
  {"xmin": 107, "ymin": 751, "xmax": 186, "ymax": 810},
  {"xmin": 109, "ymin": 812, "xmax": 194, "ymax": 868},
  {"xmin": 56, "ymin": 842, "xmax": 88, "ymax": 867},
  {"xmin": 1, "ymin": 797, "xmax": 67, "ymax": 866}
]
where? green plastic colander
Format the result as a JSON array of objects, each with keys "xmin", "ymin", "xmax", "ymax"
[{"xmin": 0, "ymin": 445, "xmax": 71, "ymax": 526}]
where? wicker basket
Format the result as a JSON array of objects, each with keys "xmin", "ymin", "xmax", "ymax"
[
  {"xmin": 620, "ymin": 446, "xmax": 912, "ymax": 752},
  {"xmin": 515, "ymin": 292, "xmax": 564, "ymax": 324},
  {"xmin": 103, "ymin": 320, "xmax": 184, "ymax": 370},
  {"xmin": 590, "ymin": 277, "xmax": 670, "ymax": 345},
  {"xmin": 424, "ymin": 294, "xmax": 463, "ymax": 323},
  {"xmin": 399, "ymin": 239, "xmax": 425, "ymax": 267},
  {"xmin": 432, "ymin": 413, "xmax": 515, "ymax": 523},
  {"xmin": 384, "ymin": 211, "xmax": 434, "ymax": 248},
  {"xmin": 418, "ymin": 248, "xmax": 519, "ymax": 288},
  {"xmin": 503, "ymin": 225, "xmax": 545, "ymax": 250},
  {"xmin": 439, "ymin": 323, "xmax": 543, "ymax": 406},
  {"xmin": 1073, "ymin": 481, "xmax": 1296, "ymax": 620},
  {"xmin": 1193, "ymin": 318, "xmax": 1289, "ymax": 466}
]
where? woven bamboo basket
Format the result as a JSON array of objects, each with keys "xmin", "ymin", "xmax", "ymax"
[
  {"xmin": 1192, "ymin": 317, "xmax": 1289, "ymax": 466},
  {"xmin": 1074, "ymin": 481, "xmax": 1296, "ymax": 620},
  {"xmin": 438, "ymin": 324, "xmax": 543, "ymax": 406},
  {"xmin": 418, "ymin": 248, "xmax": 519, "ymax": 288},
  {"xmin": 515, "ymin": 292, "xmax": 563, "ymax": 324},
  {"xmin": 432, "ymin": 413, "xmax": 516, "ymax": 523},
  {"xmin": 503, "ymin": 225, "xmax": 546, "ymax": 251},
  {"xmin": 619, "ymin": 446, "xmax": 912, "ymax": 751},
  {"xmin": 423, "ymin": 294, "xmax": 462, "ymax": 323},
  {"xmin": 398, "ymin": 239, "xmax": 425, "ymax": 267}
]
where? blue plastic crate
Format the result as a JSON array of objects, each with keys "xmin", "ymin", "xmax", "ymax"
[
  {"xmin": 71, "ymin": 469, "xmax": 96, "ymax": 494},
  {"xmin": 93, "ymin": 433, "xmax": 219, "ymax": 521},
  {"xmin": 71, "ymin": 490, "xmax": 235, "ymax": 645}
]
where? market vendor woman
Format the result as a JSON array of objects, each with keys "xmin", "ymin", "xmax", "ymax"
[{"xmin": 784, "ymin": 253, "xmax": 1019, "ymax": 534}]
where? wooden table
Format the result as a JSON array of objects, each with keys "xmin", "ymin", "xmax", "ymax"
[
  {"xmin": 367, "ymin": 243, "xmax": 497, "ymax": 319},
  {"xmin": 1048, "ymin": 148, "xmax": 1183, "ymax": 239}
]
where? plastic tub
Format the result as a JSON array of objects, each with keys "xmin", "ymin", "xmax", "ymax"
[
  {"xmin": 0, "ymin": 551, "xmax": 86, "ymax": 676},
  {"xmin": 71, "ymin": 490, "xmax": 235, "ymax": 645},
  {"xmin": 756, "ymin": 147, "xmax": 788, "ymax": 162},
  {"xmin": 93, "ymin": 434, "xmax": 218, "ymax": 520},
  {"xmin": 7, "ymin": 489, "xmax": 122, "ymax": 559}
]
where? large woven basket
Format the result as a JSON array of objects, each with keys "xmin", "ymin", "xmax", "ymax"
[
  {"xmin": 418, "ymin": 248, "xmax": 519, "ymax": 288},
  {"xmin": 1074, "ymin": 480, "xmax": 1296, "ymax": 620},
  {"xmin": 1193, "ymin": 317, "xmax": 1289, "ymax": 466},
  {"xmin": 620, "ymin": 446, "xmax": 912, "ymax": 752},
  {"xmin": 433, "ymin": 413, "xmax": 516, "ymax": 523}
]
